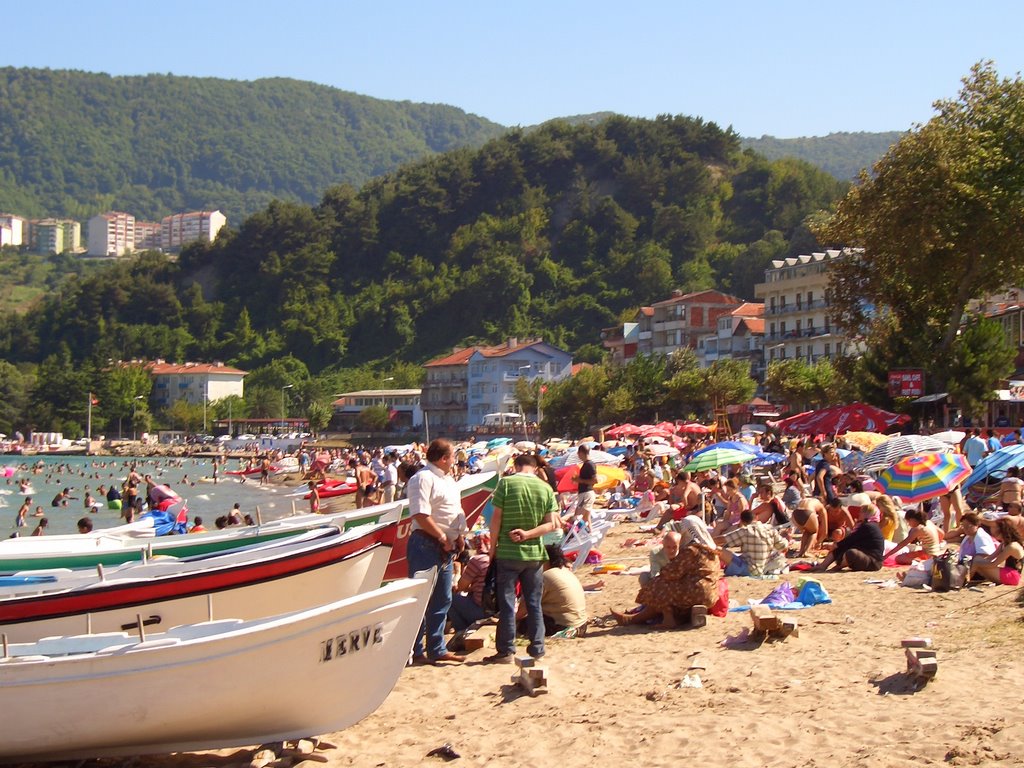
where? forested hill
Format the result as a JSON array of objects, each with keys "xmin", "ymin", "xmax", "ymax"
[
  {"xmin": 0, "ymin": 115, "xmax": 847, "ymax": 375},
  {"xmin": 0, "ymin": 68, "xmax": 506, "ymax": 221},
  {"xmin": 740, "ymin": 131, "xmax": 904, "ymax": 180}
]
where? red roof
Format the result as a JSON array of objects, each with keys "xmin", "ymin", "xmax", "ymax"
[
  {"xmin": 424, "ymin": 347, "xmax": 480, "ymax": 367},
  {"xmin": 730, "ymin": 302, "xmax": 764, "ymax": 317},
  {"xmin": 650, "ymin": 290, "xmax": 743, "ymax": 308},
  {"xmin": 571, "ymin": 363, "xmax": 592, "ymax": 376},
  {"xmin": 147, "ymin": 362, "xmax": 247, "ymax": 376},
  {"xmin": 639, "ymin": 306, "xmax": 654, "ymax": 317},
  {"xmin": 736, "ymin": 318, "xmax": 765, "ymax": 335}
]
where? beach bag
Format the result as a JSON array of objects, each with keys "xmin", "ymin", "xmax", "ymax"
[
  {"xmin": 901, "ymin": 558, "xmax": 933, "ymax": 588},
  {"xmin": 710, "ymin": 578, "xmax": 729, "ymax": 617},
  {"xmin": 480, "ymin": 560, "xmax": 498, "ymax": 614},
  {"xmin": 931, "ymin": 552, "xmax": 968, "ymax": 592}
]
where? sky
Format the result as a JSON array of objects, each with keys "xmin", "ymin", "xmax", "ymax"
[{"xmin": 5, "ymin": 1, "xmax": 1024, "ymax": 138}]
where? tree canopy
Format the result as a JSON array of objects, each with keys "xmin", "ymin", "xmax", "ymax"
[{"xmin": 816, "ymin": 62, "xmax": 1024, "ymax": 395}]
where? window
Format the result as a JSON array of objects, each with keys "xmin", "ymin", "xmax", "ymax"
[
  {"xmin": 796, "ymin": 319, "xmax": 802, "ymax": 334},
  {"xmin": 780, "ymin": 321, "xmax": 787, "ymax": 335},
  {"xmin": 770, "ymin": 322, "xmax": 776, "ymax": 338},
  {"xmin": 824, "ymin": 343, "xmax": 831, "ymax": 357}
]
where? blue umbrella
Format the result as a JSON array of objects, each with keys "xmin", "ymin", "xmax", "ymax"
[
  {"xmin": 749, "ymin": 452, "xmax": 787, "ymax": 467},
  {"xmin": 691, "ymin": 441, "xmax": 762, "ymax": 459},
  {"xmin": 962, "ymin": 443, "xmax": 1024, "ymax": 490}
]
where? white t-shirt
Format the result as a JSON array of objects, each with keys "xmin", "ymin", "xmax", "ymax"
[
  {"xmin": 407, "ymin": 462, "xmax": 466, "ymax": 538},
  {"xmin": 960, "ymin": 527, "xmax": 997, "ymax": 559}
]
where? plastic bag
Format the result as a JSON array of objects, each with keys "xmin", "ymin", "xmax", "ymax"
[{"xmin": 796, "ymin": 578, "xmax": 831, "ymax": 606}]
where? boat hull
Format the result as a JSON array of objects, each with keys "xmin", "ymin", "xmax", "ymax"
[
  {"xmin": 0, "ymin": 521, "xmax": 396, "ymax": 643},
  {"xmin": 0, "ymin": 577, "xmax": 433, "ymax": 760}
]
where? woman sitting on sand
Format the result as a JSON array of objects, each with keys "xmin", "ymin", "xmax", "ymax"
[
  {"xmin": 711, "ymin": 478, "xmax": 748, "ymax": 536},
  {"xmin": 969, "ymin": 517, "xmax": 1024, "ymax": 586},
  {"xmin": 612, "ymin": 518, "xmax": 721, "ymax": 629},
  {"xmin": 886, "ymin": 508, "xmax": 946, "ymax": 564}
]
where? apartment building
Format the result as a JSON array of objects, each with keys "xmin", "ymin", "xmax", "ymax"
[
  {"xmin": 161, "ymin": 210, "xmax": 227, "ymax": 250},
  {"xmin": 87, "ymin": 212, "xmax": 136, "ymax": 256},
  {"xmin": 649, "ymin": 290, "xmax": 745, "ymax": 355},
  {"xmin": 134, "ymin": 220, "xmax": 162, "ymax": 250},
  {"xmin": 601, "ymin": 307, "xmax": 653, "ymax": 364},
  {"xmin": 754, "ymin": 249, "xmax": 858, "ymax": 365},
  {"xmin": 700, "ymin": 302, "xmax": 766, "ymax": 378},
  {"xmin": 30, "ymin": 219, "xmax": 82, "ymax": 253},
  {"xmin": 0, "ymin": 214, "xmax": 27, "ymax": 247},
  {"xmin": 422, "ymin": 338, "xmax": 572, "ymax": 431},
  {"xmin": 146, "ymin": 361, "xmax": 247, "ymax": 408}
]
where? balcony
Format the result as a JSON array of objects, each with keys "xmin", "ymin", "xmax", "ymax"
[{"xmin": 653, "ymin": 318, "xmax": 686, "ymax": 332}]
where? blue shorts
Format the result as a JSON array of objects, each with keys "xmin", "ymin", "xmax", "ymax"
[{"xmin": 724, "ymin": 556, "xmax": 750, "ymax": 577}]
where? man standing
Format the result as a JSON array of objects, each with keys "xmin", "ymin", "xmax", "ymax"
[
  {"xmin": 380, "ymin": 452, "xmax": 398, "ymax": 504},
  {"xmin": 963, "ymin": 429, "xmax": 987, "ymax": 467},
  {"xmin": 575, "ymin": 444, "xmax": 598, "ymax": 524},
  {"xmin": 407, "ymin": 438, "xmax": 468, "ymax": 665},
  {"xmin": 484, "ymin": 454, "xmax": 560, "ymax": 664}
]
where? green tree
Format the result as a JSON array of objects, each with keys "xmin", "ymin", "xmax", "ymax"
[
  {"xmin": 0, "ymin": 361, "xmax": 33, "ymax": 436},
  {"xmin": 356, "ymin": 405, "xmax": 391, "ymax": 431},
  {"xmin": 166, "ymin": 398, "xmax": 204, "ymax": 432},
  {"xmin": 816, "ymin": 63, "xmax": 1024, "ymax": 385},
  {"xmin": 944, "ymin": 317, "xmax": 1016, "ymax": 421},
  {"xmin": 306, "ymin": 400, "xmax": 333, "ymax": 436}
]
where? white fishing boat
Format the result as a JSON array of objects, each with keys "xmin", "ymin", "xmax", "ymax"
[
  {"xmin": 0, "ymin": 500, "xmax": 406, "ymax": 573},
  {"xmin": 0, "ymin": 519, "xmax": 396, "ymax": 643},
  {"xmin": 0, "ymin": 575, "xmax": 433, "ymax": 761}
]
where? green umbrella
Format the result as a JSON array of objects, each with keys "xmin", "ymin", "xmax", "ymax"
[{"xmin": 684, "ymin": 447, "xmax": 757, "ymax": 472}]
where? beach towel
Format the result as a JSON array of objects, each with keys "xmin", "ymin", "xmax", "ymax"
[{"xmin": 727, "ymin": 578, "xmax": 831, "ymax": 612}]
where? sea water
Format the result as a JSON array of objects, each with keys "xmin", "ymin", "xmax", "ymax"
[{"xmin": 0, "ymin": 455, "xmax": 311, "ymax": 536}]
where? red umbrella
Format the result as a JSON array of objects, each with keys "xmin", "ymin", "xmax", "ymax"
[
  {"xmin": 768, "ymin": 403, "xmax": 909, "ymax": 435},
  {"xmin": 606, "ymin": 423, "xmax": 641, "ymax": 437},
  {"xmin": 679, "ymin": 422, "xmax": 713, "ymax": 435},
  {"xmin": 637, "ymin": 424, "xmax": 674, "ymax": 438},
  {"xmin": 655, "ymin": 421, "xmax": 678, "ymax": 434}
]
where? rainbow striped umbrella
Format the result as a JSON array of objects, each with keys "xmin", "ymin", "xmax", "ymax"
[{"xmin": 877, "ymin": 452, "xmax": 973, "ymax": 504}]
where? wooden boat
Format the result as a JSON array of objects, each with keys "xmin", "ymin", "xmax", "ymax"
[
  {"xmin": 0, "ymin": 501, "xmax": 405, "ymax": 574},
  {"xmin": 0, "ymin": 471, "xmax": 498, "ymax": 581},
  {"xmin": 0, "ymin": 520, "xmax": 396, "ymax": 643},
  {"xmin": 0, "ymin": 576, "xmax": 433, "ymax": 761}
]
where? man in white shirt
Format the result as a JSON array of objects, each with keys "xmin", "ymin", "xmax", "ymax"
[{"xmin": 407, "ymin": 439, "xmax": 468, "ymax": 664}]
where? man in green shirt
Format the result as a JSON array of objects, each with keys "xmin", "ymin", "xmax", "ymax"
[{"xmin": 484, "ymin": 454, "xmax": 560, "ymax": 664}]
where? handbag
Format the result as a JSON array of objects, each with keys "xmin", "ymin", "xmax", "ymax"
[
  {"xmin": 931, "ymin": 551, "xmax": 969, "ymax": 592},
  {"xmin": 480, "ymin": 559, "xmax": 498, "ymax": 614}
]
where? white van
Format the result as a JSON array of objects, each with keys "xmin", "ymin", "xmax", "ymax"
[{"xmin": 482, "ymin": 412, "xmax": 524, "ymax": 427}]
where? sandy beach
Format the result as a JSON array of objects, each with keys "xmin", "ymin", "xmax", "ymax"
[{"xmin": 39, "ymin": 516, "xmax": 1023, "ymax": 768}]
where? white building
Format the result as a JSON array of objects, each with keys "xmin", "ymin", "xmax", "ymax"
[
  {"xmin": 147, "ymin": 361, "xmax": 247, "ymax": 409},
  {"xmin": 332, "ymin": 389, "xmax": 422, "ymax": 430},
  {"xmin": 0, "ymin": 214, "xmax": 27, "ymax": 247},
  {"xmin": 161, "ymin": 210, "xmax": 226, "ymax": 250},
  {"xmin": 754, "ymin": 249, "xmax": 860, "ymax": 365},
  {"xmin": 87, "ymin": 212, "xmax": 136, "ymax": 256}
]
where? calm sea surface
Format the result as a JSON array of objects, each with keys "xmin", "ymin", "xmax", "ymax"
[{"xmin": 1, "ymin": 455, "xmax": 312, "ymax": 536}]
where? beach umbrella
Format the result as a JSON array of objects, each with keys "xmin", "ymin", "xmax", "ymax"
[
  {"xmin": 515, "ymin": 440, "xmax": 537, "ymax": 452},
  {"xmin": 679, "ymin": 422, "xmax": 714, "ymax": 434},
  {"xmin": 962, "ymin": 443, "xmax": 1024, "ymax": 491},
  {"xmin": 606, "ymin": 423, "xmax": 641, "ymax": 437},
  {"xmin": 684, "ymin": 448, "xmax": 758, "ymax": 472},
  {"xmin": 769, "ymin": 403, "xmax": 909, "ymax": 435},
  {"xmin": 930, "ymin": 430, "xmax": 966, "ymax": 445},
  {"xmin": 860, "ymin": 435, "xmax": 951, "ymax": 473},
  {"xmin": 487, "ymin": 437, "xmax": 512, "ymax": 449},
  {"xmin": 555, "ymin": 464, "xmax": 628, "ymax": 493},
  {"xmin": 643, "ymin": 443, "xmax": 679, "ymax": 458},
  {"xmin": 841, "ymin": 431, "xmax": 888, "ymax": 452},
  {"xmin": 749, "ymin": 452, "xmax": 787, "ymax": 467},
  {"xmin": 877, "ymin": 452, "xmax": 973, "ymax": 504},
  {"xmin": 563, "ymin": 449, "xmax": 621, "ymax": 466},
  {"xmin": 691, "ymin": 441, "xmax": 762, "ymax": 459}
]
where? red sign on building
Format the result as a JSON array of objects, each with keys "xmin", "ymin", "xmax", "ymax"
[{"xmin": 888, "ymin": 370, "xmax": 925, "ymax": 397}]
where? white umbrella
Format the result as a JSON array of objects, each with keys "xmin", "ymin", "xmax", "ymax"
[
  {"xmin": 930, "ymin": 430, "xmax": 966, "ymax": 445},
  {"xmin": 563, "ymin": 449, "xmax": 620, "ymax": 466},
  {"xmin": 860, "ymin": 434, "xmax": 951, "ymax": 473},
  {"xmin": 515, "ymin": 440, "xmax": 537, "ymax": 452},
  {"xmin": 644, "ymin": 443, "xmax": 680, "ymax": 457}
]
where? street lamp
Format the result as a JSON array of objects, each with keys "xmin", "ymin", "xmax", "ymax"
[
  {"xmin": 281, "ymin": 384, "xmax": 294, "ymax": 430},
  {"xmin": 202, "ymin": 394, "xmax": 208, "ymax": 434},
  {"xmin": 132, "ymin": 396, "xmax": 144, "ymax": 441}
]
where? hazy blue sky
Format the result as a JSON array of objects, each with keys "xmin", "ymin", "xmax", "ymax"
[{"xmin": 5, "ymin": 1, "xmax": 1022, "ymax": 137}]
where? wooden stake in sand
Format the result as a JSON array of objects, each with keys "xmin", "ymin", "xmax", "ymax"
[{"xmin": 511, "ymin": 656, "xmax": 548, "ymax": 697}]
